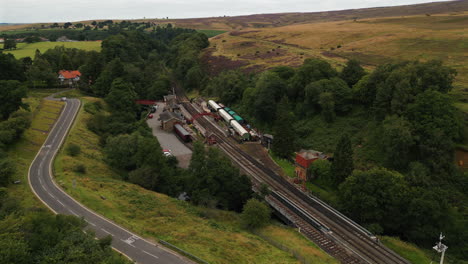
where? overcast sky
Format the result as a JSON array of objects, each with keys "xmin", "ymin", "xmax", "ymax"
[{"xmin": 0, "ymin": 0, "xmax": 449, "ymax": 23}]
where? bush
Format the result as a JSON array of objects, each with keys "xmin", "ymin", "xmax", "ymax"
[
  {"xmin": 74, "ymin": 164, "xmax": 86, "ymax": 174},
  {"xmin": 66, "ymin": 143, "xmax": 81, "ymax": 157},
  {"xmin": 241, "ymin": 199, "xmax": 271, "ymax": 229},
  {"xmin": 83, "ymin": 101, "xmax": 103, "ymax": 114}
]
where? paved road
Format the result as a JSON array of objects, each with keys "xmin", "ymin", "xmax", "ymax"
[{"xmin": 29, "ymin": 98, "xmax": 190, "ymax": 264}]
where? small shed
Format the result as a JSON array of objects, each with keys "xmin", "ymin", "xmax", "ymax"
[
  {"xmin": 262, "ymin": 134, "xmax": 274, "ymax": 149},
  {"xmin": 159, "ymin": 111, "xmax": 184, "ymax": 132},
  {"xmin": 295, "ymin": 149, "xmax": 328, "ymax": 181}
]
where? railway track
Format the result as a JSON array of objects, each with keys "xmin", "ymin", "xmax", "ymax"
[{"xmin": 175, "ymin": 87, "xmax": 409, "ymax": 264}]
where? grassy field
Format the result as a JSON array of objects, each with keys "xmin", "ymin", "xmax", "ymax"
[
  {"xmin": 4, "ymin": 41, "xmax": 101, "ymax": 59},
  {"xmin": 207, "ymin": 12, "xmax": 468, "ymax": 111},
  {"xmin": 197, "ymin": 29, "xmax": 227, "ymax": 38},
  {"xmin": 52, "ymin": 95, "xmax": 337, "ymax": 264}
]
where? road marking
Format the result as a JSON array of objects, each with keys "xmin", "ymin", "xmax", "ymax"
[
  {"xmin": 49, "ymin": 193, "xmax": 55, "ymax": 199},
  {"xmin": 123, "ymin": 235, "xmax": 140, "ymax": 245},
  {"xmin": 142, "ymin": 250, "xmax": 159, "ymax": 259},
  {"xmin": 121, "ymin": 239, "xmax": 136, "ymax": 248},
  {"xmin": 57, "ymin": 200, "xmax": 65, "ymax": 206},
  {"xmin": 101, "ymin": 228, "xmax": 113, "ymax": 236},
  {"xmin": 88, "ymin": 222, "xmax": 96, "ymax": 226},
  {"xmin": 69, "ymin": 209, "xmax": 78, "ymax": 216}
]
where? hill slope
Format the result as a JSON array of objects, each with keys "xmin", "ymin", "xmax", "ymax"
[{"xmin": 205, "ymin": 11, "xmax": 468, "ymax": 111}]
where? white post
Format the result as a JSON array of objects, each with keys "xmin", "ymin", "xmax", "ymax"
[
  {"xmin": 433, "ymin": 233, "xmax": 448, "ymax": 264},
  {"xmin": 440, "ymin": 249, "xmax": 446, "ymax": 264}
]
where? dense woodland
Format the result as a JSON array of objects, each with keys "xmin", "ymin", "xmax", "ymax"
[
  {"xmin": 202, "ymin": 59, "xmax": 467, "ymax": 260},
  {"xmin": 0, "ymin": 23, "xmax": 467, "ymax": 262}
]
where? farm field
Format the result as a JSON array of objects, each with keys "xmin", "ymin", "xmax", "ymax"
[
  {"xmin": 53, "ymin": 95, "xmax": 338, "ymax": 264},
  {"xmin": 4, "ymin": 41, "xmax": 102, "ymax": 58},
  {"xmin": 206, "ymin": 12, "xmax": 468, "ymax": 112}
]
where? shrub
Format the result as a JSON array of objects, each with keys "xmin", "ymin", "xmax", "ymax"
[
  {"xmin": 66, "ymin": 143, "xmax": 81, "ymax": 157},
  {"xmin": 83, "ymin": 101, "xmax": 103, "ymax": 114},
  {"xmin": 241, "ymin": 199, "xmax": 271, "ymax": 229},
  {"xmin": 74, "ymin": 164, "xmax": 86, "ymax": 174}
]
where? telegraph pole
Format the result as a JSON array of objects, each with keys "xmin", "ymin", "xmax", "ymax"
[{"xmin": 433, "ymin": 233, "xmax": 448, "ymax": 264}]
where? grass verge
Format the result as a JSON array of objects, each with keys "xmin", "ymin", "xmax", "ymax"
[
  {"xmin": 381, "ymin": 237, "xmax": 433, "ymax": 264},
  {"xmin": 7, "ymin": 90, "xmax": 65, "ymax": 208},
  {"xmin": 53, "ymin": 96, "xmax": 338, "ymax": 264}
]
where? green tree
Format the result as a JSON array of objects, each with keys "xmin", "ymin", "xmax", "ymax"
[
  {"xmin": 340, "ymin": 59, "xmax": 366, "ymax": 87},
  {"xmin": 339, "ymin": 168, "xmax": 409, "ymax": 233},
  {"xmin": 331, "ymin": 133, "xmax": 354, "ymax": 185},
  {"xmin": 404, "ymin": 90, "xmax": 462, "ymax": 173},
  {"xmin": 26, "ymin": 58, "xmax": 56, "ymax": 88},
  {"xmin": 272, "ymin": 97, "xmax": 295, "ymax": 159},
  {"xmin": 0, "ymin": 53, "xmax": 25, "ymax": 81},
  {"xmin": 288, "ymin": 58, "xmax": 337, "ymax": 101},
  {"xmin": 241, "ymin": 199, "xmax": 271, "ymax": 229},
  {"xmin": 305, "ymin": 77, "xmax": 351, "ymax": 114},
  {"xmin": 189, "ymin": 143, "xmax": 252, "ymax": 211},
  {"xmin": 206, "ymin": 70, "xmax": 249, "ymax": 105},
  {"xmin": 66, "ymin": 143, "xmax": 81, "ymax": 157},
  {"xmin": 319, "ymin": 92, "xmax": 335, "ymax": 123},
  {"xmin": 0, "ymin": 80, "xmax": 28, "ymax": 120},
  {"xmin": 0, "ymin": 158, "xmax": 14, "ymax": 187},
  {"xmin": 308, "ymin": 159, "xmax": 332, "ymax": 184},
  {"xmin": 104, "ymin": 133, "xmax": 139, "ymax": 170},
  {"xmin": 3, "ymin": 39, "xmax": 16, "ymax": 50},
  {"xmin": 380, "ymin": 115, "xmax": 414, "ymax": 170},
  {"xmin": 105, "ymin": 78, "xmax": 137, "ymax": 113},
  {"xmin": 147, "ymin": 78, "xmax": 170, "ymax": 100},
  {"xmin": 92, "ymin": 58, "xmax": 125, "ymax": 96}
]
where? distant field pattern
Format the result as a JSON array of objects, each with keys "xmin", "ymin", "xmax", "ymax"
[{"xmin": 5, "ymin": 41, "xmax": 101, "ymax": 58}]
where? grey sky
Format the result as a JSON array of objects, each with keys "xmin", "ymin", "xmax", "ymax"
[{"xmin": 0, "ymin": 0, "xmax": 449, "ymax": 23}]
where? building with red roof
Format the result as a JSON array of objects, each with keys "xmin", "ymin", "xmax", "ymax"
[
  {"xmin": 58, "ymin": 70, "xmax": 81, "ymax": 86},
  {"xmin": 295, "ymin": 149, "xmax": 328, "ymax": 181}
]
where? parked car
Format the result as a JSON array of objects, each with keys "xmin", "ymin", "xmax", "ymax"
[
  {"xmin": 61, "ymin": 97, "xmax": 67, "ymax": 101},
  {"xmin": 148, "ymin": 114, "xmax": 154, "ymax": 119},
  {"xmin": 162, "ymin": 149, "xmax": 172, "ymax": 157}
]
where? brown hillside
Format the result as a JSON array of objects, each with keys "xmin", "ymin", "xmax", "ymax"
[
  {"xmin": 163, "ymin": 0, "xmax": 468, "ymax": 30},
  {"xmin": 206, "ymin": 11, "xmax": 468, "ymax": 111}
]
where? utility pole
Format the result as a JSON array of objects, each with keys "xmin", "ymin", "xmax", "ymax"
[{"xmin": 433, "ymin": 233, "xmax": 448, "ymax": 264}]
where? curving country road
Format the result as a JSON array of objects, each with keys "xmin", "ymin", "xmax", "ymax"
[{"xmin": 28, "ymin": 97, "xmax": 190, "ymax": 264}]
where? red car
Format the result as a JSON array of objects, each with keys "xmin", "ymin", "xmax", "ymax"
[{"xmin": 148, "ymin": 114, "xmax": 154, "ymax": 119}]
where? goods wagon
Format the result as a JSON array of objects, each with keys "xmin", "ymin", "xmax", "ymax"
[{"xmin": 233, "ymin": 115, "xmax": 244, "ymax": 124}]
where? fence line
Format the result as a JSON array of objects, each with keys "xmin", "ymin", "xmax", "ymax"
[{"xmin": 253, "ymin": 231, "xmax": 313, "ymax": 264}]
